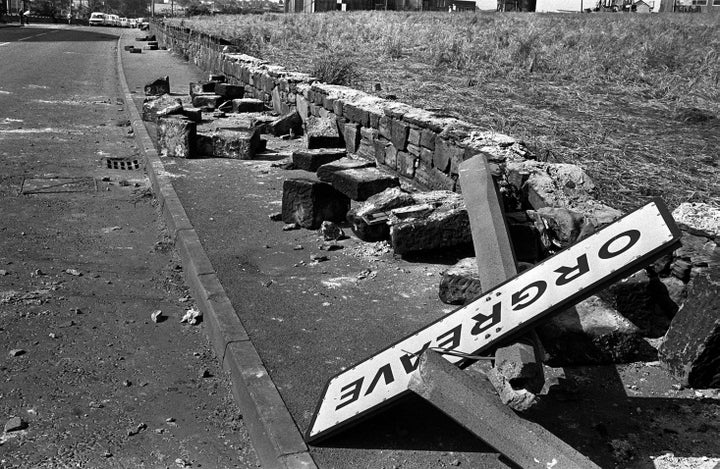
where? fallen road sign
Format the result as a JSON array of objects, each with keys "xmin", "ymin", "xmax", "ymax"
[{"xmin": 306, "ymin": 199, "xmax": 681, "ymax": 443}]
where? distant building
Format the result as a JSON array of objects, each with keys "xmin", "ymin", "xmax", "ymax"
[
  {"xmin": 285, "ymin": 0, "xmax": 475, "ymax": 11},
  {"xmin": 659, "ymin": 0, "xmax": 720, "ymax": 14},
  {"xmin": 633, "ymin": 0, "xmax": 651, "ymax": 10}
]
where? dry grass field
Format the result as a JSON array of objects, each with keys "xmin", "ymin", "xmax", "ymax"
[{"xmin": 167, "ymin": 12, "xmax": 719, "ymax": 212}]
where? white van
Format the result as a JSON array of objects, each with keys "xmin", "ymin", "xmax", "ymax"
[
  {"xmin": 107, "ymin": 14, "xmax": 120, "ymax": 26},
  {"xmin": 88, "ymin": 12, "xmax": 106, "ymax": 26}
]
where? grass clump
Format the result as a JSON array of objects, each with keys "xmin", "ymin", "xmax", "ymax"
[{"xmin": 311, "ymin": 53, "xmax": 359, "ymax": 86}]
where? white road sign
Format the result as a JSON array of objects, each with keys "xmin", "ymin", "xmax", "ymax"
[{"xmin": 306, "ymin": 199, "xmax": 681, "ymax": 442}]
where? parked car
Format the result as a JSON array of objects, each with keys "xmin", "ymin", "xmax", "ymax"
[
  {"xmin": 88, "ymin": 12, "xmax": 106, "ymax": 26},
  {"xmin": 129, "ymin": 18, "xmax": 138, "ymax": 28},
  {"xmin": 107, "ymin": 14, "xmax": 120, "ymax": 26},
  {"xmin": 119, "ymin": 17, "xmax": 129, "ymax": 27},
  {"xmin": 137, "ymin": 17, "xmax": 149, "ymax": 30}
]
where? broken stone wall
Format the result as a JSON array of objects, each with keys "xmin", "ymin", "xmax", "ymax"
[{"xmin": 150, "ymin": 22, "xmax": 529, "ymax": 195}]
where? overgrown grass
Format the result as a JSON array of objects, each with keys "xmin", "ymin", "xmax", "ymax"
[{"xmin": 166, "ymin": 12, "xmax": 719, "ymax": 212}]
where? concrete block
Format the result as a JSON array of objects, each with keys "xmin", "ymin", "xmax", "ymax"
[
  {"xmin": 268, "ymin": 111, "xmax": 303, "ymax": 137},
  {"xmin": 144, "ymin": 75, "xmax": 169, "ymax": 96},
  {"xmin": 659, "ymin": 267, "xmax": 720, "ymax": 388},
  {"xmin": 142, "ymin": 94, "xmax": 183, "ymax": 123},
  {"xmin": 232, "ymin": 98, "xmax": 265, "ymax": 113},
  {"xmin": 212, "ymin": 128, "xmax": 260, "ymax": 160},
  {"xmin": 316, "ymin": 157, "xmax": 374, "ymax": 183},
  {"xmin": 331, "ymin": 167, "xmax": 400, "ymax": 201},
  {"xmin": 192, "ymin": 94, "xmax": 223, "ymax": 111},
  {"xmin": 305, "ymin": 116, "xmax": 342, "ymax": 150},
  {"xmin": 292, "ymin": 149, "xmax": 346, "ymax": 172},
  {"xmin": 157, "ymin": 116, "xmax": 196, "ymax": 159},
  {"xmin": 281, "ymin": 178, "xmax": 350, "ymax": 229},
  {"xmin": 215, "ymin": 83, "xmax": 245, "ymax": 100}
]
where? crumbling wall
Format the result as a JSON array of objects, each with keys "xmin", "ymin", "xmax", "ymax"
[{"xmin": 150, "ymin": 22, "xmax": 529, "ymax": 195}]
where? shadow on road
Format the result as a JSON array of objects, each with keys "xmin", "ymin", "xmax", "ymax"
[{"xmin": 0, "ymin": 27, "xmax": 118, "ymax": 42}]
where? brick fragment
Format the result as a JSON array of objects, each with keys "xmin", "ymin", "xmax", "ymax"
[
  {"xmin": 281, "ymin": 178, "xmax": 350, "ymax": 229},
  {"xmin": 292, "ymin": 149, "xmax": 346, "ymax": 172},
  {"xmin": 331, "ymin": 167, "xmax": 400, "ymax": 201}
]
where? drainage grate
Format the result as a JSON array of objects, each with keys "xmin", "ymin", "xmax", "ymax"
[{"xmin": 104, "ymin": 157, "xmax": 142, "ymax": 171}]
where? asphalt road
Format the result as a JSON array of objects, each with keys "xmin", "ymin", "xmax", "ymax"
[{"xmin": 0, "ymin": 26, "xmax": 259, "ymax": 468}]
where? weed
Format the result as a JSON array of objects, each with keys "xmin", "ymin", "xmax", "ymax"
[{"xmin": 311, "ymin": 53, "xmax": 358, "ymax": 86}]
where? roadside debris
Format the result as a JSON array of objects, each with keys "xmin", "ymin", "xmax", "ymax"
[
  {"xmin": 4, "ymin": 417, "xmax": 27, "ymax": 433},
  {"xmin": 320, "ymin": 221, "xmax": 345, "ymax": 241},
  {"xmin": 9, "ymin": 349, "xmax": 25, "ymax": 357},
  {"xmin": 65, "ymin": 269, "xmax": 82, "ymax": 277},
  {"xmin": 180, "ymin": 308, "xmax": 202, "ymax": 325},
  {"xmin": 151, "ymin": 310, "xmax": 164, "ymax": 323},
  {"xmin": 127, "ymin": 422, "xmax": 147, "ymax": 437}
]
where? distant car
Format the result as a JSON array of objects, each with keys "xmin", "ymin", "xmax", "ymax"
[
  {"xmin": 119, "ymin": 17, "xmax": 129, "ymax": 27},
  {"xmin": 107, "ymin": 14, "xmax": 120, "ymax": 26},
  {"xmin": 137, "ymin": 17, "xmax": 149, "ymax": 30},
  {"xmin": 88, "ymin": 12, "xmax": 106, "ymax": 26},
  {"xmin": 129, "ymin": 18, "xmax": 138, "ymax": 28}
]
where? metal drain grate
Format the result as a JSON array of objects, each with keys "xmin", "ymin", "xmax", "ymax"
[{"xmin": 105, "ymin": 158, "xmax": 141, "ymax": 171}]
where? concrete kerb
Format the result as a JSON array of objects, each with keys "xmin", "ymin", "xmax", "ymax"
[{"xmin": 115, "ymin": 31, "xmax": 317, "ymax": 469}]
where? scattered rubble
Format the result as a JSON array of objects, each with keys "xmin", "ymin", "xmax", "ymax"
[
  {"xmin": 151, "ymin": 310, "xmax": 164, "ymax": 323},
  {"xmin": 3, "ymin": 417, "xmax": 27, "ymax": 433},
  {"xmin": 180, "ymin": 308, "xmax": 202, "ymax": 325}
]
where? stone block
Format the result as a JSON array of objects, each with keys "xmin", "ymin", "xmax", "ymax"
[
  {"xmin": 209, "ymin": 74, "xmax": 226, "ymax": 82},
  {"xmin": 129, "ymin": 48, "xmax": 142, "ymax": 54},
  {"xmin": 232, "ymin": 98, "xmax": 265, "ymax": 113},
  {"xmin": 292, "ymin": 149, "xmax": 346, "ymax": 172},
  {"xmin": 536, "ymin": 295, "xmax": 653, "ymax": 365},
  {"xmin": 144, "ymin": 44, "xmax": 159, "ymax": 51},
  {"xmin": 527, "ymin": 207, "xmax": 597, "ymax": 255},
  {"xmin": 396, "ymin": 151, "xmax": 416, "ymax": 179},
  {"xmin": 390, "ymin": 193, "xmax": 471, "ymax": 255},
  {"xmin": 157, "ymin": 116, "xmax": 196, "ymax": 158},
  {"xmin": 439, "ymin": 257, "xmax": 483, "ymax": 305},
  {"xmin": 384, "ymin": 144, "xmax": 398, "ymax": 170},
  {"xmin": 357, "ymin": 138, "xmax": 376, "ymax": 161},
  {"xmin": 271, "ymin": 87, "xmax": 291, "ymax": 116},
  {"xmin": 390, "ymin": 119, "xmax": 409, "ymax": 150},
  {"xmin": 407, "ymin": 143, "xmax": 421, "ymax": 157},
  {"xmin": 215, "ymin": 83, "xmax": 245, "ymax": 100},
  {"xmin": 180, "ymin": 107, "xmax": 202, "ymax": 123},
  {"xmin": 305, "ymin": 116, "xmax": 342, "ymax": 150},
  {"xmin": 268, "ymin": 111, "xmax": 303, "ymax": 137},
  {"xmin": 434, "ymin": 138, "xmax": 463, "ymax": 174},
  {"xmin": 316, "ymin": 157, "xmax": 374, "ymax": 183},
  {"xmin": 281, "ymin": 178, "xmax": 350, "ymax": 229},
  {"xmin": 413, "ymin": 164, "xmax": 456, "ymax": 192},
  {"xmin": 408, "ymin": 127, "xmax": 421, "ymax": 147},
  {"xmin": 212, "ymin": 128, "xmax": 260, "ymax": 160},
  {"xmin": 189, "ymin": 81, "xmax": 218, "ymax": 97},
  {"xmin": 142, "ymin": 94, "xmax": 183, "ymax": 122},
  {"xmin": 346, "ymin": 187, "xmax": 415, "ymax": 242},
  {"xmin": 659, "ymin": 267, "xmax": 720, "ymax": 388},
  {"xmin": 373, "ymin": 138, "xmax": 390, "ymax": 165},
  {"xmin": 195, "ymin": 134, "xmax": 214, "ymax": 157},
  {"xmin": 507, "ymin": 214, "xmax": 543, "ymax": 263},
  {"xmin": 192, "ymin": 94, "xmax": 223, "ymax": 111},
  {"xmin": 420, "ymin": 147, "xmax": 433, "ymax": 166},
  {"xmin": 144, "ymin": 75, "xmax": 169, "ymax": 96},
  {"xmin": 344, "ymin": 102, "xmax": 369, "ymax": 127},
  {"xmin": 344, "ymin": 122, "xmax": 360, "ymax": 154},
  {"xmin": 420, "ymin": 129, "xmax": 436, "ymax": 150},
  {"xmin": 331, "ymin": 167, "xmax": 400, "ymax": 201},
  {"xmin": 378, "ymin": 116, "xmax": 391, "ymax": 141},
  {"xmin": 672, "ymin": 202, "xmax": 720, "ymax": 241}
]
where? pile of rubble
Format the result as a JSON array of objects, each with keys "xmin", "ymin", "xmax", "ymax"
[{"xmin": 141, "ymin": 71, "xmax": 720, "ymax": 395}]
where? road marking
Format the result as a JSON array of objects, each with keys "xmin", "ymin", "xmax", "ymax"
[{"xmin": 18, "ymin": 32, "xmax": 48, "ymax": 42}]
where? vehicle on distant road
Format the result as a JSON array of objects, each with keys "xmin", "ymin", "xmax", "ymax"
[
  {"xmin": 88, "ymin": 12, "xmax": 106, "ymax": 26},
  {"xmin": 129, "ymin": 18, "xmax": 138, "ymax": 28},
  {"xmin": 107, "ymin": 14, "xmax": 120, "ymax": 26},
  {"xmin": 138, "ymin": 17, "xmax": 149, "ymax": 30},
  {"xmin": 119, "ymin": 17, "xmax": 129, "ymax": 27}
]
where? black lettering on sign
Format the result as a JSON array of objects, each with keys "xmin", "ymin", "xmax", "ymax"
[
  {"xmin": 599, "ymin": 230, "xmax": 641, "ymax": 259},
  {"xmin": 471, "ymin": 302, "xmax": 502, "ymax": 336},
  {"xmin": 336, "ymin": 377, "xmax": 364, "ymax": 410},
  {"xmin": 555, "ymin": 254, "xmax": 589, "ymax": 286},
  {"xmin": 512, "ymin": 280, "xmax": 547, "ymax": 311},
  {"xmin": 436, "ymin": 325, "xmax": 462, "ymax": 351},
  {"xmin": 365, "ymin": 364, "xmax": 395, "ymax": 396},
  {"xmin": 400, "ymin": 342, "xmax": 431, "ymax": 373}
]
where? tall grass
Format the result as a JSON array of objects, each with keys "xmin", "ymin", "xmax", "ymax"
[{"xmin": 165, "ymin": 12, "xmax": 719, "ymax": 210}]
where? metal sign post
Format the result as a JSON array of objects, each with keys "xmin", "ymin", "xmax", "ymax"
[{"xmin": 306, "ymin": 199, "xmax": 681, "ymax": 442}]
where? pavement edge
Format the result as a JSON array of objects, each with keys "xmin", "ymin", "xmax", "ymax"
[{"xmin": 115, "ymin": 32, "xmax": 317, "ymax": 469}]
